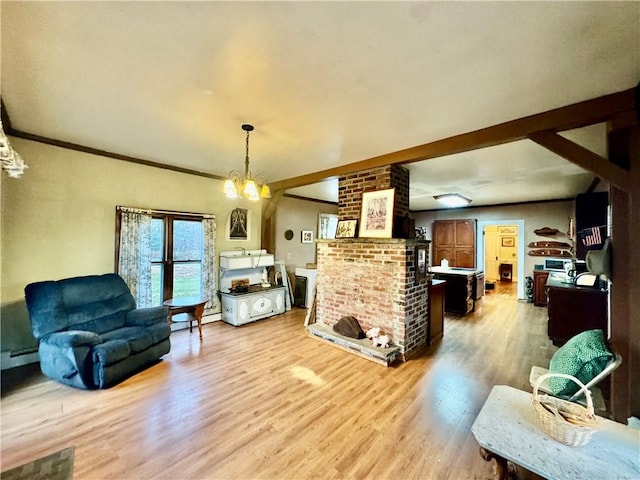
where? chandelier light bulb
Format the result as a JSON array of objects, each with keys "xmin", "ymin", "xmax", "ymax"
[{"xmin": 222, "ymin": 123, "xmax": 270, "ymax": 201}]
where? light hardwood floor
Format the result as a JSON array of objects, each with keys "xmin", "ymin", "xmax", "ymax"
[{"xmin": 1, "ymin": 292, "xmax": 556, "ymax": 479}]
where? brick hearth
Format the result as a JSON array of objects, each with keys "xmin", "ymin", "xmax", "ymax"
[{"xmin": 316, "ymin": 238, "xmax": 430, "ymax": 360}]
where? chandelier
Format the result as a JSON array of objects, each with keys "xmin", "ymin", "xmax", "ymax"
[
  {"xmin": 0, "ymin": 121, "xmax": 28, "ymax": 178},
  {"xmin": 223, "ymin": 124, "xmax": 271, "ymax": 201}
]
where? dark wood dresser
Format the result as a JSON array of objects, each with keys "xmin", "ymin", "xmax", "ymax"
[{"xmin": 546, "ymin": 276, "xmax": 608, "ymax": 346}]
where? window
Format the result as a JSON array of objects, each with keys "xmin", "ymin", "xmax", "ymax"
[
  {"xmin": 116, "ymin": 206, "xmax": 216, "ymax": 310},
  {"xmin": 151, "ymin": 216, "xmax": 203, "ymax": 306}
]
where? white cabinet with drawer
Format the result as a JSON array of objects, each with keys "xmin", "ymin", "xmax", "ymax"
[{"xmin": 221, "ymin": 287, "xmax": 286, "ymax": 326}]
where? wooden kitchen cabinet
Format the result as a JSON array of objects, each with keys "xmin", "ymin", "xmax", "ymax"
[
  {"xmin": 455, "ymin": 219, "xmax": 475, "ymax": 246},
  {"xmin": 428, "ymin": 280, "xmax": 446, "ymax": 345},
  {"xmin": 533, "ymin": 270, "xmax": 549, "ymax": 306},
  {"xmin": 433, "ymin": 219, "xmax": 476, "ymax": 268},
  {"xmin": 432, "ymin": 271, "xmax": 475, "ymax": 316}
]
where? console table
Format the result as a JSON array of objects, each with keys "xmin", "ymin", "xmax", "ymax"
[{"xmin": 471, "ymin": 385, "xmax": 639, "ymax": 480}]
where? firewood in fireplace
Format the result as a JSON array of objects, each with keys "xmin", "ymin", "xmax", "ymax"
[{"xmin": 333, "ymin": 316, "xmax": 365, "ymax": 339}]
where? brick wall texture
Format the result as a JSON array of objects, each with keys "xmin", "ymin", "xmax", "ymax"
[
  {"xmin": 338, "ymin": 164, "xmax": 409, "ymax": 220},
  {"xmin": 316, "ymin": 238, "xmax": 431, "ymax": 360}
]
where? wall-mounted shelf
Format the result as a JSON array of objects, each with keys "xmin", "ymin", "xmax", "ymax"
[
  {"xmin": 220, "ymin": 250, "xmax": 274, "ymax": 270},
  {"xmin": 528, "ymin": 249, "xmax": 572, "ymax": 258}
]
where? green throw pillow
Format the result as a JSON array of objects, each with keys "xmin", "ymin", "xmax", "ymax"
[{"xmin": 548, "ymin": 329, "xmax": 614, "ymax": 397}]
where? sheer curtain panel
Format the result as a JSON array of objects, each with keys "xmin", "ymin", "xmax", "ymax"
[
  {"xmin": 201, "ymin": 216, "xmax": 217, "ymax": 316},
  {"xmin": 117, "ymin": 208, "xmax": 153, "ymax": 307}
]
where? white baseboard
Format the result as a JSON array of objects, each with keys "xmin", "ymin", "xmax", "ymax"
[
  {"xmin": 169, "ymin": 312, "xmax": 221, "ymax": 332},
  {"xmin": 202, "ymin": 313, "xmax": 222, "ymax": 324}
]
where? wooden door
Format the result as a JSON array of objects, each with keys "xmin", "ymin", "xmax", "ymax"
[
  {"xmin": 455, "ymin": 220, "xmax": 475, "ymax": 247},
  {"xmin": 434, "ymin": 247, "xmax": 453, "ymax": 267},
  {"xmin": 454, "ymin": 248, "xmax": 475, "ymax": 268},
  {"xmin": 484, "ymin": 226, "xmax": 500, "ymax": 281},
  {"xmin": 434, "ymin": 221, "xmax": 454, "ymax": 247}
]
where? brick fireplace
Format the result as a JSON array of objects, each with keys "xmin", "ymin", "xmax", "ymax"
[
  {"xmin": 311, "ymin": 164, "xmax": 431, "ymax": 361},
  {"xmin": 315, "ymin": 238, "xmax": 431, "ymax": 360}
]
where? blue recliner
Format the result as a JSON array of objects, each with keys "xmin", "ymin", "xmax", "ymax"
[{"xmin": 25, "ymin": 273, "xmax": 171, "ymax": 389}]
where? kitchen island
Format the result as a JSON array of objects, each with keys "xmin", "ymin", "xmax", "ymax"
[{"xmin": 431, "ymin": 266, "xmax": 483, "ymax": 315}]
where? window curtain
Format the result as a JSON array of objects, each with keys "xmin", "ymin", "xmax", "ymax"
[
  {"xmin": 118, "ymin": 208, "xmax": 153, "ymax": 307},
  {"xmin": 201, "ymin": 216, "xmax": 217, "ymax": 316}
]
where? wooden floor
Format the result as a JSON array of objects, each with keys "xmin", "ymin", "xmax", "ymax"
[{"xmin": 1, "ymin": 292, "xmax": 556, "ymax": 479}]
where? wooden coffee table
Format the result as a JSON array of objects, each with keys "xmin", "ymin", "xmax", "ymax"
[{"xmin": 163, "ymin": 296, "xmax": 208, "ymax": 340}]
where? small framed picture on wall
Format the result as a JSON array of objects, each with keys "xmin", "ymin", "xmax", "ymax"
[
  {"xmin": 227, "ymin": 207, "xmax": 250, "ymax": 241},
  {"xmin": 501, "ymin": 237, "xmax": 515, "ymax": 247},
  {"xmin": 301, "ymin": 230, "xmax": 314, "ymax": 243}
]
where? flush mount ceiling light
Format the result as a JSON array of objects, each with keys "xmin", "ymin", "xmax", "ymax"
[
  {"xmin": 223, "ymin": 124, "xmax": 271, "ymax": 201},
  {"xmin": 434, "ymin": 193, "xmax": 471, "ymax": 208}
]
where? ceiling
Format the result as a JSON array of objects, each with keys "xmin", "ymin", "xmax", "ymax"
[{"xmin": 1, "ymin": 2, "xmax": 638, "ymax": 210}]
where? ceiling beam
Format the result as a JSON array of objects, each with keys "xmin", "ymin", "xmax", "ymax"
[
  {"xmin": 586, "ymin": 177, "xmax": 601, "ymax": 194},
  {"xmin": 529, "ymin": 131, "xmax": 631, "ymax": 191},
  {"xmin": 270, "ymin": 87, "xmax": 637, "ymax": 191}
]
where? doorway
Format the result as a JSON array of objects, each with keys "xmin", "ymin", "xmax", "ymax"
[{"xmin": 476, "ymin": 219, "xmax": 525, "ymax": 300}]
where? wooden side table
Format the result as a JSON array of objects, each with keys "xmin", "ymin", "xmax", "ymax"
[{"xmin": 163, "ymin": 296, "xmax": 208, "ymax": 340}]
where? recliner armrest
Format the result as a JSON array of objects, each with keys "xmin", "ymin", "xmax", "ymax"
[
  {"xmin": 42, "ymin": 330, "xmax": 103, "ymax": 348},
  {"xmin": 126, "ymin": 306, "xmax": 169, "ymax": 327}
]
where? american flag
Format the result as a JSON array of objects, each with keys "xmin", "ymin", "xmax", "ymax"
[{"xmin": 579, "ymin": 226, "xmax": 605, "ymax": 247}]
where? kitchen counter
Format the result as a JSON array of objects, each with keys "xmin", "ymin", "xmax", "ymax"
[
  {"xmin": 431, "ymin": 267, "xmax": 484, "ymax": 315},
  {"xmin": 431, "ymin": 266, "xmax": 479, "ymax": 277}
]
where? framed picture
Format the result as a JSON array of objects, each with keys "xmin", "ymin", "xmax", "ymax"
[
  {"xmin": 415, "ymin": 245, "xmax": 428, "ymax": 281},
  {"xmin": 498, "ymin": 226, "xmax": 517, "ymax": 235},
  {"xmin": 301, "ymin": 230, "xmax": 314, "ymax": 243},
  {"xmin": 227, "ymin": 207, "xmax": 250, "ymax": 241},
  {"xmin": 501, "ymin": 237, "xmax": 515, "ymax": 247},
  {"xmin": 358, "ymin": 188, "xmax": 395, "ymax": 238},
  {"xmin": 318, "ymin": 213, "xmax": 339, "ymax": 239},
  {"xmin": 335, "ymin": 219, "xmax": 358, "ymax": 238}
]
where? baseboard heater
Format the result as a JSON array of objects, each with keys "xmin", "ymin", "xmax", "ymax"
[
  {"xmin": 1, "ymin": 348, "xmax": 40, "ymax": 370},
  {"xmin": 306, "ymin": 323, "xmax": 401, "ymax": 367}
]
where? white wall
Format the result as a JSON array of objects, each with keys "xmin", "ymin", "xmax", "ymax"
[
  {"xmin": 1, "ymin": 137, "xmax": 262, "ymax": 357},
  {"xmin": 274, "ymin": 196, "xmax": 338, "ymax": 275}
]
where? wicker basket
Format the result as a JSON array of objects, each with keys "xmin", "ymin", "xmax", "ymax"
[{"xmin": 532, "ymin": 372, "xmax": 599, "ymax": 447}]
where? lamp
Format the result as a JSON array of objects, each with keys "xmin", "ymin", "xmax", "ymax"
[
  {"xmin": 223, "ymin": 124, "xmax": 271, "ymax": 201},
  {"xmin": 0, "ymin": 121, "xmax": 28, "ymax": 178},
  {"xmin": 434, "ymin": 193, "xmax": 471, "ymax": 208}
]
